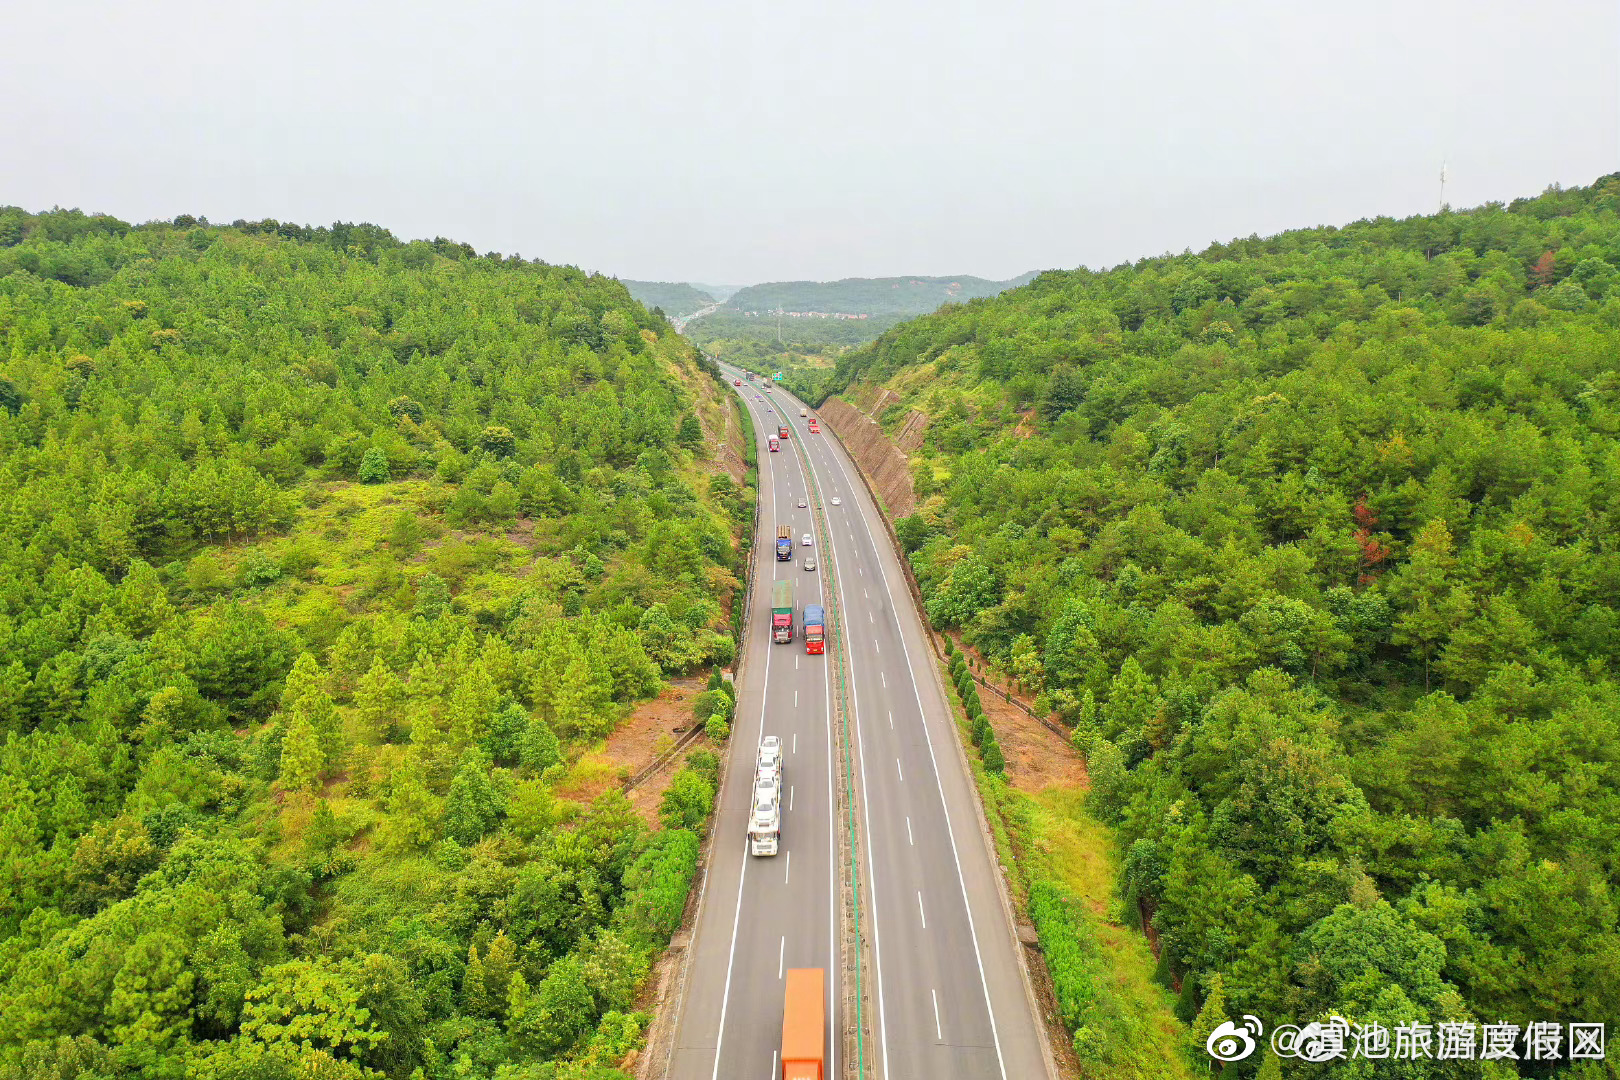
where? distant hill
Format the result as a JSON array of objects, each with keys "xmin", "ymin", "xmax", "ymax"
[
  {"xmin": 620, "ymin": 279, "xmax": 715, "ymax": 316},
  {"xmin": 723, "ymin": 272, "xmax": 1037, "ymax": 317}
]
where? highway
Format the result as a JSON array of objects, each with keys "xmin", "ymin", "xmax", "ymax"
[
  {"xmin": 664, "ymin": 373, "xmax": 840, "ymax": 1080},
  {"xmin": 664, "ymin": 369, "xmax": 1050, "ymax": 1080}
]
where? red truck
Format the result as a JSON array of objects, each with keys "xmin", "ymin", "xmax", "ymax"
[
  {"xmin": 782, "ymin": 968, "xmax": 825, "ymax": 1080},
  {"xmin": 768, "ymin": 435, "xmax": 780, "ymax": 452},
  {"xmin": 807, "ymin": 418, "xmax": 820, "ymax": 433},
  {"xmin": 778, "ymin": 424, "xmax": 790, "ymax": 439},
  {"xmin": 803, "ymin": 605, "xmax": 824, "ymax": 655}
]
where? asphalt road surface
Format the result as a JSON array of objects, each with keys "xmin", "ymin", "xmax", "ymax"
[{"xmin": 663, "ymin": 371, "xmax": 1048, "ymax": 1080}]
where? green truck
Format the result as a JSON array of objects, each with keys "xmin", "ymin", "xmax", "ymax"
[{"xmin": 771, "ymin": 579, "xmax": 794, "ymax": 644}]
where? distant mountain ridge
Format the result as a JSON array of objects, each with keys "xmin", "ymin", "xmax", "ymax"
[{"xmin": 724, "ymin": 272, "xmax": 1038, "ymax": 317}]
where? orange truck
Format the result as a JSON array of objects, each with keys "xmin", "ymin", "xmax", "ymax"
[{"xmin": 782, "ymin": 968, "xmax": 825, "ymax": 1080}]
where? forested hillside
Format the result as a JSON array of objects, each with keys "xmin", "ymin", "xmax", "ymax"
[
  {"xmin": 0, "ymin": 208, "xmax": 748, "ymax": 1079},
  {"xmin": 617, "ymin": 280, "xmax": 715, "ymax": 319},
  {"xmin": 817, "ymin": 178, "xmax": 1620, "ymax": 1071}
]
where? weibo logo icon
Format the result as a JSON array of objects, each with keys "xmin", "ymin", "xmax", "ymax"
[{"xmin": 1207, "ymin": 1015, "xmax": 1264, "ymax": 1062}]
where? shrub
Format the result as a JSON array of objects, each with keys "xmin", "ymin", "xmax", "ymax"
[
  {"xmin": 691, "ymin": 689, "xmax": 731, "ymax": 726},
  {"xmin": 980, "ymin": 736, "xmax": 1005, "ymax": 774},
  {"xmin": 1028, "ymin": 879, "xmax": 1099, "ymax": 1032},
  {"xmin": 659, "ymin": 768, "xmax": 715, "ymax": 832},
  {"xmin": 358, "ymin": 446, "xmax": 390, "ymax": 483},
  {"xmin": 708, "ymin": 633, "xmax": 737, "ymax": 669},
  {"xmin": 705, "ymin": 714, "xmax": 730, "ymax": 740},
  {"xmin": 616, "ymin": 828, "xmax": 700, "ymax": 947},
  {"xmin": 685, "ymin": 749, "xmax": 720, "ymax": 790},
  {"xmin": 971, "ymin": 715, "xmax": 989, "ymax": 747},
  {"xmin": 943, "ymin": 637, "xmax": 956, "ymax": 657}
]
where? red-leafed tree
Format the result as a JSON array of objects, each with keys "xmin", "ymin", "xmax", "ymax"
[
  {"xmin": 1352, "ymin": 495, "xmax": 1392, "ymax": 584},
  {"xmin": 1530, "ymin": 250, "xmax": 1558, "ymax": 289}
]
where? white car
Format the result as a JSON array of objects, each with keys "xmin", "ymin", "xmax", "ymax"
[
  {"xmin": 801, "ymin": 533, "xmax": 813, "ymax": 546},
  {"xmin": 758, "ymin": 734, "xmax": 782, "ymax": 767},
  {"xmin": 803, "ymin": 556, "xmax": 817, "ymax": 572},
  {"xmin": 798, "ymin": 498, "xmax": 807, "ymax": 508},
  {"xmin": 831, "ymin": 497, "xmax": 841, "ymax": 506}
]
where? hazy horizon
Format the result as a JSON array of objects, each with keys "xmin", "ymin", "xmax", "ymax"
[{"xmin": 4, "ymin": 0, "xmax": 1614, "ymax": 283}]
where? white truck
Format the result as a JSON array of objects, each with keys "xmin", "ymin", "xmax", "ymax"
[{"xmin": 749, "ymin": 773, "xmax": 781, "ymax": 856}]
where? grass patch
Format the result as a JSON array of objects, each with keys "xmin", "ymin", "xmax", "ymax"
[{"xmin": 1025, "ymin": 787, "xmax": 1195, "ymax": 1080}]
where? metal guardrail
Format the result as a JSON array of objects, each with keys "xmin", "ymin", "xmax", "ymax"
[
  {"xmin": 626, "ymin": 389, "xmax": 763, "ymax": 797},
  {"xmin": 815, "ymin": 410, "xmax": 1073, "ymax": 745}
]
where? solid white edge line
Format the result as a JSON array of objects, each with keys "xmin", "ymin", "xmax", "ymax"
[
  {"xmin": 779, "ymin": 936, "xmax": 785, "ymax": 979},
  {"xmin": 918, "ymin": 890, "xmax": 926, "ymax": 929},
  {"xmin": 819, "ymin": 415, "xmax": 1011, "ymax": 1080},
  {"xmin": 709, "ymin": 395, "xmax": 780, "ymax": 1080}
]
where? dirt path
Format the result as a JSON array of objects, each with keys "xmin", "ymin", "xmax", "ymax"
[
  {"xmin": 554, "ymin": 676, "xmax": 718, "ymax": 827},
  {"xmin": 947, "ymin": 634, "xmax": 1087, "ymax": 793}
]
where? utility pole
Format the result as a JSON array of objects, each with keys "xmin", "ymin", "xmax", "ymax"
[{"xmin": 1438, "ymin": 158, "xmax": 1448, "ymax": 213}]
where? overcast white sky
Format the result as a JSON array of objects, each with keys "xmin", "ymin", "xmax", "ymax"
[{"xmin": 4, "ymin": 1, "xmax": 1615, "ymax": 283}]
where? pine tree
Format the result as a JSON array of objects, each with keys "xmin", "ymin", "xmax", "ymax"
[
  {"xmin": 520, "ymin": 713, "xmax": 562, "ymax": 773},
  {"xmin": 1189, "ymin": 973, "xmax": 1233, "ymax": 1068},
  {"xmin": 277, "ymin": 714, "xmax": 323, "ymax": 794},
  {"xmin": 279, "ymin": 652, "xmax": 343, "ymax": 777},
  {"xmin": 483, "ymin": 930, "xmax": 517, "ymax": 1013},
  {"xmin": 447, "ymin": 661, "xmax": 500, "ymax": 751},
  {"xmin": 377, "ymin": 761, "xmax": 441, "ymax": 853},
  {"xmin": 444, "ymin": 747, "xmax": 505, "ymax": 846},
  {"xmin": 552, "ymin": 654, "xmax": 611, "ymax": 740},
  {"xmin": 485, "ymin": 701, "xmax": 529, "ymax": 765},
  {"xmin": 327, "ymin": 623, "xmax": 373, "ymax": 695},
  {"xmin": 413, "ymin": 574, "xmax": 451, "ymax": 620},
  {"xmin": 462, "ymin": 944, "xmax": 489, "ymax": 1017},
  {"xmin": 354, "ymin": 656, "xmax": 405, "ymax": 742}
]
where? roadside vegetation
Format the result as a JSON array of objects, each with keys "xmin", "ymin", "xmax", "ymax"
[
  {"xmin": 0, "ymin": 207, "xmax": 750, "ymax": 1079},
  {"xmin": 820, "ymin": 176, "xmax": 1620, "ymax": 1075}
]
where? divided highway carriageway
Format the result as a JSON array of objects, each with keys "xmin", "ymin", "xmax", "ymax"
[{"xmin": 662, "ymin": 369, "xmax": 1052, "ymax": 1080}]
